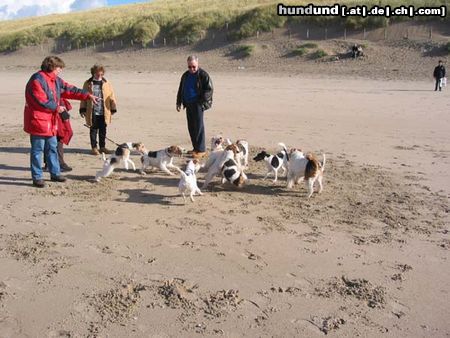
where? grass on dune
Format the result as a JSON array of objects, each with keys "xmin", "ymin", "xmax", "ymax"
[{"xmin": 0, "ymin": 0, "xmax": 447, "ymax": 52}]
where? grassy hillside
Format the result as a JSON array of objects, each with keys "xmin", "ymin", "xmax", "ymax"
[{"xmin": 0, "ymin": 0, "xmax": 447, "ymax": 52}]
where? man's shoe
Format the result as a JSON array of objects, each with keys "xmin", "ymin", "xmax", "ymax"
[
  {"xmin": 60, "ymin": 163, "xmax": 72, "ymax": 172},
  {"xmin": 192, "ymin": 151, "xmax": 207, "ymax": 159},
  {"xmin": 32, "ymin": 179, "xmax": 46, "ymax": 188},
  {"xmin": 187, "ymin": 149, "xmax": 195, "ymax": 155},
  {"xmin": 100, "ymin": 147, "xmax": 113, "ymax": 154},
  {"xmin": 91, "ymin": 148, "xmax": 100, "ymax": 155},
  {"xmin": 50, "ymin": 175, "xmax": 67, "ymax": 183}
]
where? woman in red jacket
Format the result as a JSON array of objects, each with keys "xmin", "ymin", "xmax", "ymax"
[{"xmin": 24, "ymin": 56, "xmax": 100, "ymax": 188}]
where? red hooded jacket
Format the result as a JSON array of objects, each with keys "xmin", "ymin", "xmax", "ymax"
[
  {"xmin": 56, "ymin": 98, "xmax": 73, "ymax": 145},
  {"xmin": 24, "ymin": 70, "xmax": 90, "ymax": 137}
]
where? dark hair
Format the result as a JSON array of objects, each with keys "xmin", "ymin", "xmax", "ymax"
[
  {"xmin": 438, "ymin": 60, "xmax": 443, "ymax": 63},
  {"xmin": 91, "ymin": 64, "xmax": 105, "ymax": 76},
  {"xmin": 40, "ymin": 56, "xmax": 65, "ymax": 72}
]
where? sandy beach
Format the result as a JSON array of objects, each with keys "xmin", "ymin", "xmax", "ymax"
[{"xmin": 0, "ymin": 63, "xmax": 449, "ymax": 337}]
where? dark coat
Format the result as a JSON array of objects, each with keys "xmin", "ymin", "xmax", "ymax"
[
  {"xmin": 433, "ymin": 65, "xmax": 446, "ymax": 79},
  {"xmin": 176, "ymin": 68, "xmax": 213, "ymax": 110}
]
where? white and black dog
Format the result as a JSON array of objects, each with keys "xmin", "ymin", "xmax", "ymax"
[
  {"xmin": 221, "ymin": 156, "xmax": 247, "ymax": 187},
  {"xmin": 202, "ymin": 143, "xmax": 241, "ymax": 189},
  {"xmin": 175, "ymin": 159, "xmax": 203, "ymax": 203},
  {"xmin": 224, "ymin": 138, "xmax": 249, "ymax": 169},
  {"xmin": 287, "ymin": 149, "xmax": 326, "ymax": 198},
  {"xmin": 253, "ymin": 142, "xmax": 289, "ymax": 182},
  {"xmin": 140, "ymin": 145, "xmax": 183, "ymax": 176},
  {"xmin": 95, "ymin": 142, "xmax": 145, "ymax": 182}
]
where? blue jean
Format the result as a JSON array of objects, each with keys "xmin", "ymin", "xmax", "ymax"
[
  {"xmin": 185, "ymin": 102, "xmax": 206, "ymax": 152},
  {"xmin": 30, "ymin": 135, "xmax": 60, "ymax": 180}
]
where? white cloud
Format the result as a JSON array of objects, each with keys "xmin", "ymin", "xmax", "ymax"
[{"xmin": 0, "ymin": 0, "xmax": 107, "ymax": 21}]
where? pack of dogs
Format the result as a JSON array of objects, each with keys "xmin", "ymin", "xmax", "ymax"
[{"xmin": 95, "ymin": 136, "xmax": 326, "ymax": 202}]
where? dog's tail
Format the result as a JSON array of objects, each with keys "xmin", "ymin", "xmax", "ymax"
[
  {"xmin": 278, "ymin": 142, "xmax": 289, "ymax": 161},
  {"xmin": 321, "ymin": 153, "xmax": 326, "ymax": 171},
  {"xmin": 101, "ymin": 153, "xmax": 106, "ymax": 161}
]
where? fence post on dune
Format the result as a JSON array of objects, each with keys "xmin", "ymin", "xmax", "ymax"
[
  {"xmin": 152, "ymin": 39, "xmax": 155, "ymax": 47},
  {"xmin": 164, "ymin": 38, "xmax": 166, "ymax": 46},
  {"xmin": 384, "ymin": 27, "xmax": 387, "ymax": 40},
  {"xmin": 344, "ymin": 28, "xmax": 347, "ymax": 40},
  {"xmin": 325, "ymin": 27, "xmax": 328, "ymax": 40},
  {"xmin": 306, "ymin": 28, "xmax": 309, "ymax": 39},
  {"xmin": 429, "ymin": 27, "xmax": 432, "ymax": 40},
  {"xmin": 363, "ymin": 28, "xmax": 366, "ymax": 39},
  {"xmin": 256, "ymin": 30, "xmax": 259, "ymax": 39},
  {"xmin": 288, "ymin": 29, "xmax": 291, "ymax": 40}
]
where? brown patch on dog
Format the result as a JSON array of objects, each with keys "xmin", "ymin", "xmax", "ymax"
[
  {"xmin": 305, "ymin": 153, "xmax": 321, "ymax": 179},
  {"xmin": 132, "ymin": 142, "xmax": 146, "ymax": 153},
  {"xmin": 233, "ymin": 174, "xmax": 246, "ymax": 187},
  {"xmin": 225, "ymin": 144, "xmax": 240, "ymax": 155},
  {"xmin": 290, "ymin": 148, "xmax": 303, "ymax": 154},
  {"xmin": 168, "ymin": 145, "xmax": 183, "ymax": 157}
]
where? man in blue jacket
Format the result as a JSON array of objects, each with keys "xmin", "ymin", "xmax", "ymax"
[{"xmin": 176, "ymin": 55, "xmax": 213, "ymax": 159}]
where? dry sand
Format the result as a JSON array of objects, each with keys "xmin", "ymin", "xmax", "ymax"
[{"xmin": 0, "ymin": 58, "xmax": 449, "ymax": 337}]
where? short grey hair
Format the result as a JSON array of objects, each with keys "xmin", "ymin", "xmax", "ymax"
[{"xmin": 187, "ymin": 55, "xmax": 198, "ymax": 62}]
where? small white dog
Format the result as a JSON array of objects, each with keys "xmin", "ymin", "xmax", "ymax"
[
  {"xmin": 95, "ymin": 142, "xmax": 145, "ymax": 182},
  {"xmin": 176, "ymin": 159, "xmax": 203, "ymax": 203},
  {"xmin": 287, "ymin": 149, "xmax": 326, "ymax": 198},
  {"xmin": 140, "ymin": 145, "xmax": 183, "ymax": 176}
]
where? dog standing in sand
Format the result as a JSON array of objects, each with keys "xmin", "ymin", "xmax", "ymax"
[
  {"xmin": 176, "ymin": 159, "xmax": 203, "ymax": 203},
  {"xmin": 95, "ymin": 142, "xmax": 145, "ymax": 181},
  {"xmin": 287, "ymin": 149, "xmax": 326, "ymax": 198}
]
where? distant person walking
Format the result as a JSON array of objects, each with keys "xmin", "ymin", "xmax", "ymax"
[
  {"xmin": 24, "ymin": 56, "xmax": 99, "ymax": 188},
  {"xmin": 80, "ymin": 64, "xmax": 118, "ymax": 155},
  {"xmin": 176, "ymin": 55, "xmax": 213, "ymax": 159},
  {"xmin": 433, "ymin": 60, "xmax": 446, "ymax": 91}
]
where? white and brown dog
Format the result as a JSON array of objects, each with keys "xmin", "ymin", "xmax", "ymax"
[
  {"xmin": 202, "ymin": 144, "xmax": 241, "ymax": 189},
  {"xmin": 223, "ymin": 138, "xmax": 249, "ymax": 169},
  {"xmin": 253, "ymin": 142, "xmax": 289, "ymax": 182},
  {"xmin": 221, "ymin": 156, "xmax": 247, "ymax": 187},
  {"xmin": 210, "ymin": 135, "xmax": 225, "ymax": 151},
  {"xmin": 140, "ymin": 145, "xmax": 183, "ymax": 176},
  {"xmin": 95, "ymin": 142, "xmax": 145, "ymax": 182},
  {"xmin": 175, "ymin": 159, "xmax": 203, "ymax": 203},
  {"xmin": 287, "ymin": 149, "xmax": 326, "ymax": 198}
]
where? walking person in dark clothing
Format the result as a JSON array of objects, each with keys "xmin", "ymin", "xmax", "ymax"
[
  {"xmin": 176, "ymin": 55, "xmax": 213, "ymax": 159},
  {"xmin": 433, "ymin": 60, "xmax": 446, "ymax": 92},
  {"xmin": 80, "ymin": 64, "xmax": 117, "ymax": 155}
]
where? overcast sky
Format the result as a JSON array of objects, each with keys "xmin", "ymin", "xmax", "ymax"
[{"xmin": 0, "ymin": 0, "xmax": 150, "ymax": 21}]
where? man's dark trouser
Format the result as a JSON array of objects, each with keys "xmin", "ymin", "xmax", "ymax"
[
  {"xmin": 435, "ymin": 78, "xmax": 442, "ymax": 91},
  {"xmin": 90, "ymin": 115, "xmax": 107, "ymax": 149},
  {"xmin": 185, "ymin": 102, "xmax": 206, "ymax": 152}
]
